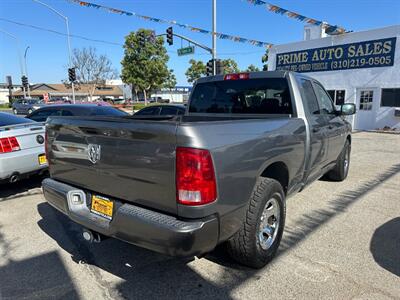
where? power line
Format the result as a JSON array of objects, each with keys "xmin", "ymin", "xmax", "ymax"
[
  {"xmin": 0, "ymin": 18, "xmax": 123, "ymax": 46},
  {"xmin": 0, "ymin": 18, "xmax": 265, "ymax": 57}
]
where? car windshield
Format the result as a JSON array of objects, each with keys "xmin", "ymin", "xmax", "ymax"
[
  {"xmin": 0, "ymin": 112, "xmax": 35, "ymax": 126},
  {"xmin": 189, "ymin": 78, "xmax": 293, "ymax": 114}
]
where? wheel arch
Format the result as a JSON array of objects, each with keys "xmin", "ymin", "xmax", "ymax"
[{"xmin": 260, "ymin": 161, "xmax": 289, "ymax": 194}]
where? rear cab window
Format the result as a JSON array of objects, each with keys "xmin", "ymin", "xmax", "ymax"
[{"xmin": 189, "ymin": 78, "xmax": 293, "ymax": 115}]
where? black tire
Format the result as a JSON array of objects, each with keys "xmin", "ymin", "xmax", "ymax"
[
  {"xmin": 226, "ymin": 178, "xmax": 286, "ymax": 269},
  {"xmin": 325, "ymin": 140, "xmax": 351, "ymax": 181}
]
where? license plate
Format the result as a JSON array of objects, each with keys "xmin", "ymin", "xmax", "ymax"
[
  {"xmin": 91, "ymin": 195, "xmax": 114, "ymax": 220},
  {"xmin": 38, "ymin": 154, "xmax": 47, "ymax": 165}
]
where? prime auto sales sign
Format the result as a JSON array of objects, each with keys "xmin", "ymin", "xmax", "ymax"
[{"xmin": 276, "ymin": 37, "xmax": 396, "ymax": 72}]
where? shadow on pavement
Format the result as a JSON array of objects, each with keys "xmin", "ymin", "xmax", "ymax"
[
  {"xmin": 36, "ymin": 163, "xmax": 400, "ymax": 299},
  {"xmin": 0, "ymin": 174, "xmax": 47, "ymax": 201},
  {"xmin": 37, "ymin": 202, "xmax": 233, "ymax": 299},
  {"xmin": 0, "ymin": 244, "xmax": 79, "ymax": 299},
  {"xmin": 370, "ymin": 217, "xmax": 400, "ymax": 277}
]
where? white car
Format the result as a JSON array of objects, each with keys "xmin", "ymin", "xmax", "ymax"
[{"xmin": 0, "ymin": 112, "xmax": 47, "ymax": 183}]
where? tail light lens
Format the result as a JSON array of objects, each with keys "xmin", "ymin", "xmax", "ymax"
[
  {"xmin": 176, "ymin": 147, "xmax": 217, "ymax": 205},
  {"xmin": 0, "ymin": 137, "xmax": 20, "ymax": 153}
]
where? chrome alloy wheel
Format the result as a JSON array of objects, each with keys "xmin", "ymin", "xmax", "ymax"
[{"xmin": 258, "ymin": 195, "xmax": 281, "ymax": 250}]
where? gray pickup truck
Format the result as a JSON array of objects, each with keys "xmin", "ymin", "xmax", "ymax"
[{"xmin": 43, "ymin": 71, "xmax": 355, "ymax": 268}]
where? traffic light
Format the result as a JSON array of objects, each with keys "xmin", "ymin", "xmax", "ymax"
[
  {"xmin": 21, "ymin": 76, "xmax": 28, "ymax": 89},
  {"xmin": 138, "ymin": 32, "xmax": 146, "ymax": 47},
  {"xmin": 68, "ymin": 68, "xmax": 76, "ymax": 82},
  {"xmin": 206, "ymin": 59, "xmax": 214, "ymax": 76},
  {"xmin": 6, "ymin": 75, "xmax": 13, "ymax": 88},
  {"xmin": 166, "ymin": 27, "xmax": 173, "ymax": 46},
  {"xmin": 215, "ymin": 59, "xmax": 224, "ymax": 75}
]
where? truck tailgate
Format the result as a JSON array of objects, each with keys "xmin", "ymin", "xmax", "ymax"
[{"xmin": 46, "ymin": 117, "xmax": 178, "ymax": 214}]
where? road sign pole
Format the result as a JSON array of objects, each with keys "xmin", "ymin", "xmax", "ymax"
[{"xmin": 212, "ymin": 0, "xmax": 217, "ymax": 75}]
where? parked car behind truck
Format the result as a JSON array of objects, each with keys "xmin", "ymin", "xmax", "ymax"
[
  {"xmin": 42, "ymin": 71, "xmax": 355, "ymax": 268},
  {"xmin": 0, "ymin": 112, "xmax": 47, "ymax": 183}
]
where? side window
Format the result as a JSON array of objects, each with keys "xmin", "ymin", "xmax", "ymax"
[
  {"xmin": 299, "ymin": 79, "xmax": 320, "ymax": 115},
  {"xmin": 29, "ymin": 109, "xmax": 61, "ymax": 122},
  {"xmin": 135, "ymin": 106, "xmax": 161, "ymax": 116},
  {"xmin": 160, "ymin": 106, "xmax": 178, "ymax": 115},
  {"xmin": 62, "ymin": 110, "xmax": 74, "ymax": 116},
  {"xmin": 313, "ymin": 83, "xmax": 335, "ymax": 114}
]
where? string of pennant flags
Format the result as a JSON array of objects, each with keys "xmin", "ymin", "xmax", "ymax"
[
  {"xmin": 66, "ymin": 0, "xmax": 273, "ymax": 48},
  {"xmin": 245, "ymin": 0, "xmax": 346, "ymax": 35}
]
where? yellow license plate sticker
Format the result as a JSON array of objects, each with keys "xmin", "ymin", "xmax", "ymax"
[
  {"xmin": 91, "ymin": 195, "xmax": 114, "ymax": 220},
  {"xmin": 38, "ymin": 154, "xmax": 47, "ymax": 165}
]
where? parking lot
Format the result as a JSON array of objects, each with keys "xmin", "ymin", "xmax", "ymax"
[{"xmin": 0, "ymin": 131, "xmax": 399, "ymax": 299}]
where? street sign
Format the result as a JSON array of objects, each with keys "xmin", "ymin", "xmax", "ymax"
[{"xmin": 177, "ymin": 46, "xmax": 195, "ymax": 56}]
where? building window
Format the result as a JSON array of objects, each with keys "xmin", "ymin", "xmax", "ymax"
[
  {"xmin": 381, "ymin": 88, "xmax": 400, "ymax": 107},
  {"xmin": 327, "ymin": 90, "xmax": 346, "ymax": 105},
  {"xmin": 359, "ymin": 90, "xmax": 373, "ymax": 110}
]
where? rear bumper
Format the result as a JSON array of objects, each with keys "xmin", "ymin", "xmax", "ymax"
[
  {"xmin": 0, "ymin": 147, "xmax": 47, "ymax": 180},
  {"xmin": 42, "ymin": 178, "xmax": 219, "ymax": 257}
]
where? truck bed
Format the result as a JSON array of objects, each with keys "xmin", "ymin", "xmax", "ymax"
[{"xmin": 46, "ymin": 115, "xmax": 306, "ymax": 218}]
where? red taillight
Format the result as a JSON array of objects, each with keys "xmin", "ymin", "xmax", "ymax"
[
  {"xmin": 176, "ymin": 147, "xmax": 217, "ymax": 206},
  {"xmin": 224, "ymin": 73, "xmax": 250, "ymax": 80},
  {"xmin": 0, "ymin": 137, "xmax": 20, "ymax": 153}
]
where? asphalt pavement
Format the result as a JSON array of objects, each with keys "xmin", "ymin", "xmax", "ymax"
[{"xmin": 0, "ymin": 132, "xmax": 399, "ymax": 299}]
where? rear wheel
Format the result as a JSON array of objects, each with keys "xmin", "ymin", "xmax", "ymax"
[
  {"xmin": 325, "ymin": 140, "xmax": 351, "ymax": 181},
  {"xmin": 226, "ymin": 178, "xmax": 285, "ymax": 269}
]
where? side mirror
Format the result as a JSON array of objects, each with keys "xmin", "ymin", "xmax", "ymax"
[{"xmin": 340, "ymin": 103, "xmax": 356, "ymax": 116}]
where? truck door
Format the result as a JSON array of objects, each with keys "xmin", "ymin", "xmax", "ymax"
[
  {"xmin": 312, "ymin": 82, "xmax": 346, "ymax": 165},
  {"xmin": 298, "ymin": 78, "xmax": 329, "ymax": 181}
]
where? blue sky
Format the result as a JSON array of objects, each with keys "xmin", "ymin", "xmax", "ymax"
[{"xmin": 0, "ymin": 0, "xmax": 399, "ymax": 86}]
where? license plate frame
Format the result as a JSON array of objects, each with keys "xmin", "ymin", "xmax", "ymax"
[
  {"xmin": 91, "ymin": 195, "xmax": 114, "ymax": 220},
  {"xmin": 38, "ymin": 154, "xmax": 47, "ymax": 165}
]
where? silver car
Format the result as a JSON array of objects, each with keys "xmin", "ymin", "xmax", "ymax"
[{"xmin": 0, "ymin": 112, "xmax": 47, "ymax": 183}]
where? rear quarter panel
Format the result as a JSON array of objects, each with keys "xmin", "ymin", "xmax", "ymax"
[{"xmin": 176, "ymin": 117, "xmax": 306, "ymax": 240}]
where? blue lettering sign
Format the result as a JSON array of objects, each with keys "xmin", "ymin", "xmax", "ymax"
[{"xmin": 275, "ymin": 37, "xmax": 396, "ymax": 72}]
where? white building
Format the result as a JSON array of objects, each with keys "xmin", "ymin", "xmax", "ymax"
[
  {"xmin": 106, "ymin": 79, "xmax": 132, "ymax": 100},
  {"xmin": 151, "ymin": 86, "xmax": 192, "ymax": 103},
  {"xmin": 0, "ymin": 83, "xmax": 23, "ymax": 104},
  {"xmin": 269, "ymin": 25, "xmax": 400, "ymax": 130}
]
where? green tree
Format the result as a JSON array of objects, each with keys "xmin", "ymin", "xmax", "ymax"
[
  {"xmin": 245, "ymin": 64, "xmax": 260, "ymax": 72},
  {"xmin": 164, "ymin": 69, "xmax": 177, "ymax": 89},
  {"xmin": 221, "ymin": 58, "xmax": 240, "ymax": 74},
  {"xmin": 121, "ymin": 29, "xmax": 170, "ymax": 104},
  {"xmin": 262, "ymin": 50, "xmax": 269, "ymax": 71},
  {"xmin": 185, "ymin": 59, "xmax": 206, "ymax": 83}
]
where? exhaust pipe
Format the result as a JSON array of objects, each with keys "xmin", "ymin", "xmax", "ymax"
[
  {"xmin": 9, "ymin": 174, "xmax": 19, "ymax": 183},
  {"xmin": 82, "ymin": 229, "xmax": 102, "ymax": 243}
]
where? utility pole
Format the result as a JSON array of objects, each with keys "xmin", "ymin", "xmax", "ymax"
[
  {"xmin": 212, "ymin": 0, "xmax": 217, "ymax": 75},
  {"xmin": 0, "ymin": 29, "xmax": 27, "ymax": 98},
  {"xmin": 24, "ymin": 46, "xmax": 31, "ymax": 98},
  {"xmin": 32, "ymin": 0, "xmax": 75, "ymax": 103}
]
